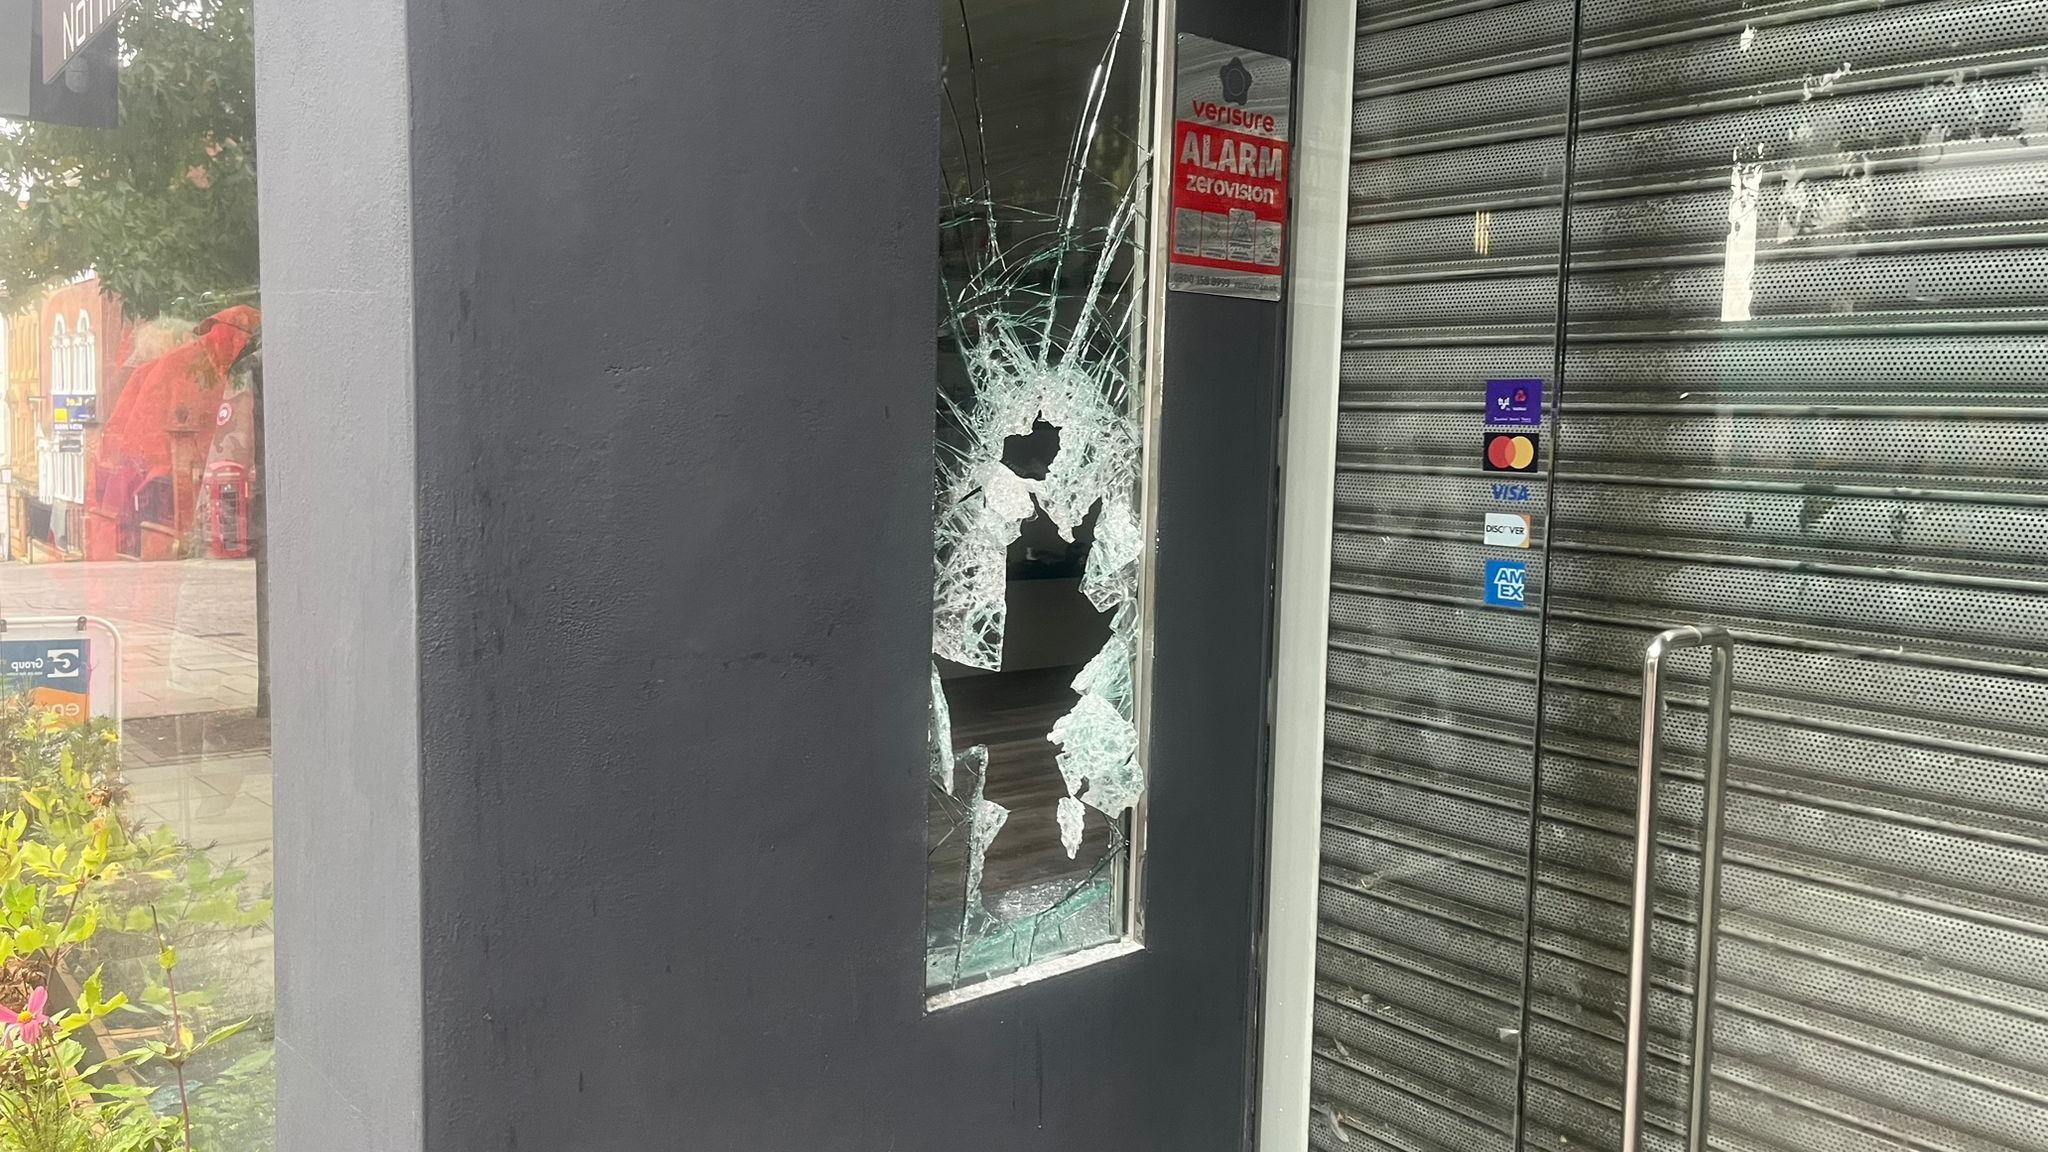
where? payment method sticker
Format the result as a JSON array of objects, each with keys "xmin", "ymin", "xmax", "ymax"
[
  {"xmin": 1484, "ymin": 512, "xmax": 1532, "ymax": 549},
  {"xmin": 1484, "ymin": 560, "xmax": 1528, "ymax": 609},
  {"xmin": 1485, "ymin": 379, "xmax": 1543, "ymax": 426},
  {"xmin": 1483, "ymin": 432, "xmax": 1540, "ymax": 474},
  {"xmin": 0, "ymin": 639, "xmax": 91, "ymax": 726}
]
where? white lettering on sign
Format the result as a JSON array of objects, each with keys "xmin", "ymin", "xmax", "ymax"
[
  {"xmin": 1168, "ymin": 34, "xmax": 1291, "ymax": 301},
  {"xmin": 6, "ymin": 649, "xmax": 80, "ymax": 677},
  {"xmin": 1484, "ymin": 513, "xmax": 1533, "ymax": 549},
  {"xmin": 43, "ymin": 0, "xmax": 132, "ymax": 82},
  {"xmin": 63, "ymin": 0, "xmax": 116, "ymax": 58},
  {"xmin": 1177, "ymin": 132, "xmax": 1286, "ymax": 180},
  {"xmin": 1186, "ymin": 99, "xmax": 1279, "ymax": 137},
  {"xmin": 1181, "ymin": 171, "xmax": 1280, "ymax": 206}
]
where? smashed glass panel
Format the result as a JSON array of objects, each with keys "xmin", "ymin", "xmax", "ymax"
[{"xmin": 926, "ymin": 0, "xmax": 1154, "ymax": 998}]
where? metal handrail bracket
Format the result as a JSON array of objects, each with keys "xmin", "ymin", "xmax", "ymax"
[{"xmin": 1622, "ymin": 624, "xmax": 1736, "ymax": 1152}]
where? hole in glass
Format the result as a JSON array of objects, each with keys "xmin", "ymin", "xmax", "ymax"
[{"xmin": 926, "ymin": 0, "xmax": 1154, "ymax": 999}]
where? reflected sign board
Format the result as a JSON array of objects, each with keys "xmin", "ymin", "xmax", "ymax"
[
  {"xmin": 51, "ymin": 392, "xmax": 93, "ymax": 432},
  {"xmin": 1167, "ymin": 34, "xmax": 1292, "ymax": 301},
  {"xmin": 0, "ymin": 0, "xmax": 118, "ymax": 127},
  {"xmin": 40, "ymin": 0, "xmax": 125, "ymax": 81},
  {"xmin": 1, "ymin": 638, "xmax": 91, "ymax": 726}
]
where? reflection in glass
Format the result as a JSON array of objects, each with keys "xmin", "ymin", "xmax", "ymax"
[
  {"xmin": 0, "ymin": 2, "xmax": 271, "ymax": 1148},
  {"xmin": 926, "ymin": 0, "xmax": 1153, "ymax": 997}
]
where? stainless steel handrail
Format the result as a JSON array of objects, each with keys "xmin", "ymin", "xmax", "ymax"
[{"xmin": 1621, "ymin": 625, "xmax": 1736, "ymax": 1152}]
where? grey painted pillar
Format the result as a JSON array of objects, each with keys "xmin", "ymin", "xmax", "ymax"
[
  {"xmin": 257, "ymin": 0, "xmax": 421, "ymax": 1148},
  {"xmin": 259, "ymin": 0, "xmax": 937, "ymax": 1147}
]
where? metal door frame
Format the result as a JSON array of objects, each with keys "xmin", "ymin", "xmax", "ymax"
[{"xmin": 1256, "ymin": 0, "xmax": 1356, "ymax": 1142}]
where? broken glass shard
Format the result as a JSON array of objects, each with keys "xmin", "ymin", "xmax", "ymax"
[
  {"xmin": 927, "ymin": 874, "xmax": 1117, "ymax": 988},
  {"xmin": 1070, "ymin": 601, "xmax": 1138, "ymax": 713},
  {"xmin": 929, "ymin": 662, "xmax": 956, "ymax": 796},
  {"xmin": 1057, "ymin": 796, "xmax": 1087, "ymax": 860},
  {"xmin": 1080, "ymin": 493, "xmax": 1142, "ymax": 611},
  {"xmin": 1048, "ymin": 691, "xmax": 1142, "ymax": 817},
  {"xmin": 956, "ymin": 744, "xmax": 1009, "ymax": 948}
]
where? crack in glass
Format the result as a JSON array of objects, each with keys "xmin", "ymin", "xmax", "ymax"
[{"xmin": 927, "ymin": 0, "xmax": 1151, "ymax": 996}]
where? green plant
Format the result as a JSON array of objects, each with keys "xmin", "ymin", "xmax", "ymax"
[
  {"xmin": 0, "ymin": 695, "xmax": 272, "ymax": 1151},
  {"xmin": 0, "ymin": 971, "xmax": 180, "ymax": 1152}
]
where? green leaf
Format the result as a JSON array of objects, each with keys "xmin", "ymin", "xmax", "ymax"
[
  {"xmin": 196, "ymin": 1015, "xmax": 253, "ymax": 1050},
  {"xmin": 157, "ymin": 944, "xmax": 177, "ymax": 970},
  {"xmin": 64, "ymin": 905, "xmax": 98, "ymax": 943}
]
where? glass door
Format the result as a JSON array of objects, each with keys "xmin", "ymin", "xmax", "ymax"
[{"xmin": 1529, "ymin": 4, "xmax": 2048, "ymax": 1152}]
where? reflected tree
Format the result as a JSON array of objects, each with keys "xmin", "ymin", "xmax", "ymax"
[{"xmin": 0, "ymin": 0, "xmax": 257, "ymax": 319}]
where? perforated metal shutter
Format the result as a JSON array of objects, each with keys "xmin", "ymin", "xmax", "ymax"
[{"xmin": 1310, "ymin": 3, "xmax": 2048, "ymax": 1152}]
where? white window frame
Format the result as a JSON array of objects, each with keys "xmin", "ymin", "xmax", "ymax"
[
  {"xmin": 0, "ymin": 318, "xmax": 10, "ymax": 476},
  {"xmin": 1255, "ymin": 0, "xmax": 1354, "ymax": 1145},
  {"xmin": 41, "ymin": 312, "xmax": 90, "ymax": 507},
  {"xmin": 75, "ymin": 310, "xmax": 95, "ymax": 396},
  {"xmin": 32, "ymin": 398, "xmax": 51, "ymax": 502},
  {"xmin": 49, "ymin": 315, "xmax": 67, "ymax": 394}
]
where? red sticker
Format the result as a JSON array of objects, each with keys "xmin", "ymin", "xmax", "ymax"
[{"xmin": 1167, "ymin": 36, "xmax": 1292, "ymax": 301}]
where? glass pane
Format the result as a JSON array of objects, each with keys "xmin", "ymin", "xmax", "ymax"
[
  {"xmin": 0, "ymin": 2, "xmax": 272, "ymax": 1148},
  {"xmin": 926, "ymin": 0, "xmax": 1155, "ymax": 998},
  {"xmin": 1306, "ymin": 1, "xmax": 1581, "ymax": 1145},
  {"xmin": 1540, "ymin": 4, "xmax": 2048, "ymax": 1152}
]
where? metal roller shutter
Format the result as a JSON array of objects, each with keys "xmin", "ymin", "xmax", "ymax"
[{"xmin": 1310, "ymin": 3, "xmax": 2048, "ymax": 1152}]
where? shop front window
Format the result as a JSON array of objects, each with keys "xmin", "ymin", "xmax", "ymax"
[{"xmin": 0, "ymin": 1, "xmax": 271, "ymax": 1148}]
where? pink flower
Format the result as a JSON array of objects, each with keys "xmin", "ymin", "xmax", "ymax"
[{"xmin": 6, "ymin": 987, "xmax": 50, "ymax": 1045}]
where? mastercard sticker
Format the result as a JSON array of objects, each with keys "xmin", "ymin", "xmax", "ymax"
[{"xmin": 1482, "ymin": 432, "xmax": 1540, "ymax": 474}]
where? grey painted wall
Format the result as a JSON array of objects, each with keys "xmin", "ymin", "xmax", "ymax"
[
  {"xmin": 405, "ymin": 1, "xmax": 937, "ymax": 1147},
  {"xmin": 256, "ymin": 0, "xmax": 421, "ymax": 1148}
]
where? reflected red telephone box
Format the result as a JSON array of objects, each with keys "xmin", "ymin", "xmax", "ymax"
[{"xmin": 204, "ymin": 461, "xmax": 250, "ymax": 559}]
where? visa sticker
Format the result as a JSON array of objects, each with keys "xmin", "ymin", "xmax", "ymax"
[
  {"xmin": 1491, "ymin": 483, "xmax": 1532, "ymax": 502},
  {"xmin": 1484, "ymin": 560, "xmax": 1528, "ymax": 609},
  {"xmin": 1484, "ymin": 513, "xmax": 1532, "ymax": 549},
  {"xmin": 1485, "ymin": 379, "xmax": 1543, "ymax": 426}
]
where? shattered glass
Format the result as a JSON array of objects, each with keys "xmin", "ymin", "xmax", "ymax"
[
  {"xmin": 926, "ymin": 0, "xmax": 1154, "ymax": 996},
  {"xmin": 928, "ymin": 662, "xmax": 956, "ymax": 795}
]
